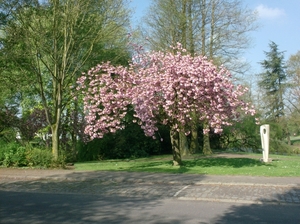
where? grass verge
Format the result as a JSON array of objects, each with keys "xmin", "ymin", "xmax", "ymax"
[{"xmin": 74, "ymin": 153, "xmax": 300, "ymax": 177}]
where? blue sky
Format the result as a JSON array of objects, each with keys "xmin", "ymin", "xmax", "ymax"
[{"xmin": 129, "ymin": 0, "xmax": 300, "ymax": 75}]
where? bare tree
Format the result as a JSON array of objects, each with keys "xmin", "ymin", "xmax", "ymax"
[{"xmin": 286, "ymin": 51, "xmax": 300, "ymax": 113}]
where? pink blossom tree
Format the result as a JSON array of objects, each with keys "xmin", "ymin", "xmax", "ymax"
[{"xmin": 77, "ymin": 44, "xmax": 256, "ymax": 165}]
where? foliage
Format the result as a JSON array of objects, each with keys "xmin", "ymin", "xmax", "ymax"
[
  {"xmin": 286, "ymin": 50, "xmax": 300, "ymax": 108},
  {"xmin": 0, "ymin": 105, "xmax": 19, "ymax": 141},
  {"xmin": 76, "ymin": 123, "xmax": 168, "ymax": 161},
  {"xmin": 0, "ymin": 140, "xmax": 65, "ymax": 168},
  {"xmin": 26, "ymin": 148, "xmax": 54, "ymax": 168},
  {"xmin": 0, "ymin": 141, "xmax": 27, "ymax": 167},
  {"xmin": 221, "ymin": 115, "xmax": 261, "ymax": 151},
  {"xmin": 78, "ymin": 44, "xmax": 255, "ymax": 138},
  {"xmin": 0, "ymin": 105, "xmax": 49, "ymax": 144},
  {"xmin": 258, "ymin": 41, "xmax": 287, "ymax": 121},
  {"xmin": 18, "ymin": 108, "xmax": 48, "ymax": 142},
  {"xmin": 290, "ymin": 136, "xmax": 300, "ymax": 147},
  {"xmin": 285, "ymin": 51, "xmax": 300, "ymax": 136},
  {"xmin": 140, "ymin": 0, "xmax": 258, "ymax": 155},
  {"xmin": 0, "ymin": 0, "xmax": 131, "ymax": 160},
  {"xmin": 77, "ymin": 44, "xmax": 256, "ymax": 165},
  {"xmin": 268, "ymin": 139, "xmax": 293, "ymax": 155}
]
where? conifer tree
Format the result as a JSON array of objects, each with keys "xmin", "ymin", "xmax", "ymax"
[{"xmin": 258, "ymin": 41, "xmax": 286, "ymax": 121}]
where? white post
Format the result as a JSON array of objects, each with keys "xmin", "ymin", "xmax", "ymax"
[{"xmin": 260, "ymin": 124, "xmax": 270, "ymax": 162}]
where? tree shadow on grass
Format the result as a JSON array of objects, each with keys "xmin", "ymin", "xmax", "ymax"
[
  {"xmin": 125, "ymin": 157, "xmax": 271, "ymax": 174},
  {"xmin": 126, "ymin": 160, "xmax": 177, "ymax": 172},
  {"xmin": 183, "ymin": 157, "xmax": 269, "ymax": 169}
]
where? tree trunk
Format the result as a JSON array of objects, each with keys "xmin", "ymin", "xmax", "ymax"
[
  {"xmin": 190, "ymin": 127, "xmax": 199, "ymax": 154},
  {"xmin": 170, "ymin": 126, "xmax": 182, "ymax": 166},
  {"xmin": 51, "ymin": 124, "xmax": 59, "ymax": 160},
  {"xmin": 201, "ymin": 0, "xmax": 206, "ymax": 56},
  {"xmin": 203, "ymin": 121, "xmax": 213, "ymax": 155},
  {"xmin": 200, "ymin": 0, "xmax": 212, "ymax": 156},
  {"xmin": 209, "ymin": 0, "xmax": 215, "ymax": 59},
  {"xmin": 190, "ymin": 113, "xmax": 199, "ymax": 154},
  {"xmin": 179, "ymin": 131, "xmax": 189, "ymax": 156},
  {"xmin": 181, "ymin": 0, "xmax": 187, "ymax": 49},
  {"xmin": 287, "ymin": 134, "xmax": 291, "ymax": 145},
  {"xmin": 203, "ymin": 133, "xmax": 212, "ymax": 155},
  {"xmin": 285, "ymin": 123, "xmax": 291, "ymax": 145},
  {"xmin": 187, "ymin": 0, "xmax": 195, "ymax": 56},
  {"xmin": 71, "ymin": 102, "xmax": 79, "ymax": 159},
  {"xmin": 51, "ymin": 81, "xmax": 62, "ymax": 161}
]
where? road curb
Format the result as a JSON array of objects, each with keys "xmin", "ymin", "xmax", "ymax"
[
  {"xmin": 176, "ymin": 196, "xmax": 300, "ymax": 205},
  {"xmin": 0, "ymin": 174, "xmax": 298, "ymax": 188}
]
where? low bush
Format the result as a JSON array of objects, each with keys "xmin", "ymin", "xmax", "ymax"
[
  {"xmin": 0, "ymin": 141, "xmax": 27, "ymax": 167},
  {"xmin": 0, "ymin": 141, "xmax": 65, "ymax": 168},
  {"xmin": 291, "ymin": 139, "xmax": 300, "ymax": 146},
  {"xmin": 269, "ymin": 138, "xmax": 294, "ymax": 155},
  {"xmin": 76, "ymin": 123, "xmax": 168, "ymax": 161},
  {"xmin": 4, "ymin": 146, "xmax": 27, "ymax": 167},
  {"xmin": 26, "ymin": 148, "xmax": 54, "ymax": 168}
]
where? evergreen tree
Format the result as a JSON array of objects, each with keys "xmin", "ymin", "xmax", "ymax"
[{"xmin": 258, "ymin": 41, "xmax": 286, "ymax": 121}]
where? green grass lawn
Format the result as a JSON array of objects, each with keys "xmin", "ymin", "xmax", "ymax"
[{"xmin": 74, "ymin": 153, "xmax": 300, "ymax": 177}]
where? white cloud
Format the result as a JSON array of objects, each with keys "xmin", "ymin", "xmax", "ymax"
[{"xmin": 255, "ymin": 4, "xmax": 285, "ymax": 19}]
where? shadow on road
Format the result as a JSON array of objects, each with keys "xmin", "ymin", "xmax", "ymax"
[
  {"xmin": 212, "ymin": 185, "xmax": 300, "ymax": 224},
  {"xmin": 1, "ymin": 186, "xmax": 299, "ymax": 224},
  {"xmin": 0, "ymin": 170, "xmax": 299, "ymax": 223},
  {"xmin": 0, "ymin": 191, "xmax": 176, "ymax": 224}
]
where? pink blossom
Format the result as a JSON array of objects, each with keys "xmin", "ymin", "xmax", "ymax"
[{"xmin": 76, "ymin": 44, "xmax": 256, "ymax": 140}]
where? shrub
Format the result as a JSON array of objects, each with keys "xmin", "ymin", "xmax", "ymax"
[
  {"xmin": 220, "ymin": 116, "xmax": 261, "ymax": 152},
  {"xmin": 51, "ymin": 152, "xmax": 66, "ymax": 168},
  {"xmin": 3, "ymin": 148, "xmax": 26, "ymax": 167},
  {"xmin": 269, "ymin": 139, "xmax": 294, "ymax": 155},
  {"xmin": 291, "ymin": 139, "xmax": 300, "ymax": 146},
  {"xmin": 26, "ymin": 148, "xmax": 54, "ymax": 168},
  {"xmin": 0, "ymin": 142, "xmax": 27, "ymax": 167},
  {"xmin": 0, "ymin": 141, "xmax": 10, "ymax": 163},
  {"xmin": 0, "ymin": 141, "xmax": 68, "ymax": 168},
  {"xmin": 76, "ymin": 123, "xmax": 166, "ymax": 161}
]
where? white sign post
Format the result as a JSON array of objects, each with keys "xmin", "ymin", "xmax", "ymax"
[{"xmin": 260, "ymin": 124, "xmax": 270, "ymax": 162}]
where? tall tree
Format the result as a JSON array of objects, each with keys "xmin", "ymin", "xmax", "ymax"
[
  {"xmin": 258, "ymin": 41, "xmax": 287, "ymax": 121},
  {"xmin": 286, "ymin": 51, "xmax": 300, "ymax": 113},
  {"xmin": 143, "ymin": 0, "xmax": 257, "ymax": 72},
  {"xmin": 285, "ymin": 51, "xmax": 300, "ymax": 138},
  {"xmin": 141, "ymin": 0, "xmax": 257, "ymax": 154},
  {"xmin": 258, "ymin": 42, "xmax": 289, "ymax": 143},
  {"xmin": 0, "ymin": 0, "xmax": 131, "ymax": 159}
]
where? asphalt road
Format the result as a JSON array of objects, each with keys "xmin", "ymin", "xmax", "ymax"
[
  {"xmin": 1, "ymin": 190, "xmax": 300, "ymax": 224},
  {"xmin": 0, "ymin": 169, "xmax": 300, "ymax": 224}
]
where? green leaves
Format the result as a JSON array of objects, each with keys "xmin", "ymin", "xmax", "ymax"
[{"xmin": 258, "ymin": 41, "xmax": 286, "ymax": 121}]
